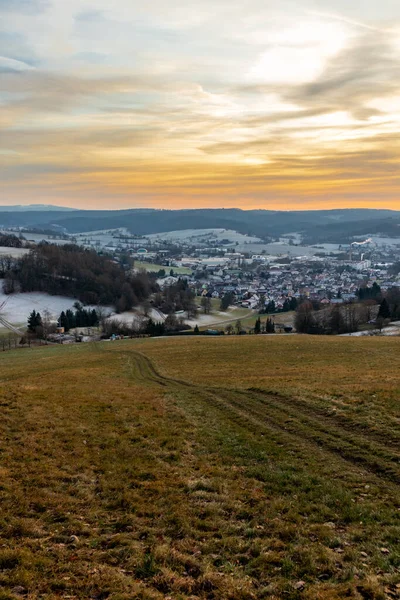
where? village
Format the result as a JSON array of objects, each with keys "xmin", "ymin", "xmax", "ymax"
[
  {"xmin": 74, "ymin": 227, "xmax": 400, "ymax": 313},
  {"xmin": 1, "ymin": 226, "xmax": 400, "ymax": 343}
]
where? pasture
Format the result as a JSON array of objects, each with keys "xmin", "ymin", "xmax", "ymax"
[{"xmin": 0, "ymin": 336, "xmax": 399, "ymax": 599}]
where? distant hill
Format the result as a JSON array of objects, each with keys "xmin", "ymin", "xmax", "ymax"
[
  {"xmin": 0, "ymin": 206, "xmax": 399, "ymax": 242},
  {"xmin": 0, "ymin": 204, "xmax": 76, "ymax": 212}
]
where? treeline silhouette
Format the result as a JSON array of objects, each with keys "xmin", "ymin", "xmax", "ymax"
[
  {"xmin": 58, "ymin": 306, "xmax": 99, "ymax": 331},
  {"xmin": 4, "ymin": 243, "xmax": 157, "ymax": 309},
  {"xmin": 0, "ymin": 233, "xmax": 24, "ymax": 248}
]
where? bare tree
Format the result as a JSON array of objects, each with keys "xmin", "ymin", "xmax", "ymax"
[{"xmin": 201, "ymin": 297, "xmax": 212, "ymax": 314}]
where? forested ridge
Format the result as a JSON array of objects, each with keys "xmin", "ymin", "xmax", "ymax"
[
  {"xmin": 3, "ymin": 243, "xmax": 157, "ymax": 310},
  {"xmin": 1, "ymin": 207, "xmax": 399, "ymax": 241}
]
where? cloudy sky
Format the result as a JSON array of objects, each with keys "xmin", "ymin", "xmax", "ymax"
[{"xmin": 1, "ymin": 0, "xmax": 400, "ymax": 210}]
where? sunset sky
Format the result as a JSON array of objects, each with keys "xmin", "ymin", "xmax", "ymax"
[{"xmin": 1, "ymin": 0, "xmax": 400, "ymax": 210}]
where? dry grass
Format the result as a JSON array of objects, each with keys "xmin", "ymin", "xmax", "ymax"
[{"xmin": 0, "ymin": 336, "xmax": 399, "ymax": 599}]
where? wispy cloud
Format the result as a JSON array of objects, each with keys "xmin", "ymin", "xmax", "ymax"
[{"xmin": 1, "ymin": 0, "xmax": 400, "ymax": 209}]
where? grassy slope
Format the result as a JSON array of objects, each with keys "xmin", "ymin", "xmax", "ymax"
[{"xmin": 0, "ymin": 337, "xmax": 399, "ymax": 600}]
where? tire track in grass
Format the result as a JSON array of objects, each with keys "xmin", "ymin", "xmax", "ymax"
[
  {"xmin": 248, "ymin": 387, "xmax": 400, "ymax": 450},
  {"xmin": 217, "ymin": 389, "xmax": 400, "ymax": 485},
  {"xmin": 125, "ymin": 350, "xmax": 400, "ymax": 487}
]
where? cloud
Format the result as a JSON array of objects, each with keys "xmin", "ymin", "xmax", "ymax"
[
  {"xmin": 285, "ymin": 29, "xmax": 400, "ymax": 117},
  {"xmin": 0, "ymin": 31, "xmax": 39, "ymax": 67},
  {"xmin": 0, "ymin": 55, "xmax": 35, "ymax": 72},
  {"xmin": 1, "ymin": 1, "xmax": 400, "ymax": 209},
  {"xmin": 0, "ymin": 0, "xmax": 49, "ymax": 14}
]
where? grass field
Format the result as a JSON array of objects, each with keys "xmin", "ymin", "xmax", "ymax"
[
  {"xmin": 1, "ymin": 336, "xmax": 399, "ymax": 599},
  {"xmin": 134, "ymin": 261, "xmax": 192, "ymax": 275}
]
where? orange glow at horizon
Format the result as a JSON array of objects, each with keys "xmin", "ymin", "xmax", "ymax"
[{"xmin": 1, "ymin": 1, "xmax": 400, "ymax": 211}]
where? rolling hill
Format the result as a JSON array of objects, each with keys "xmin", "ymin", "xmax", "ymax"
[{"xmin": 0, "ymin": 207, "xmax": 400, "ymax": 242}]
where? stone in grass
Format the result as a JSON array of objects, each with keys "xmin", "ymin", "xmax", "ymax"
[
  {"xmin": 380, "ymin": 547, "xmax": 390, "ymax": 554},
  {"xmin": 293, "ymin": 581, "xmax": 306, "ymax": 590},
  {"xmin": 68, "ymin": 535, "xmax": 80, "ymax": 546}
]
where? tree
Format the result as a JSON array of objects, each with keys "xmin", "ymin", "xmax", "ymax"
[
  {"xmin": 375, "ymin": 316, "xmax": 388, "ymax": 333},
  {"xmin": 66, "ymin": 309, "xmax": 76, "ymax": 329},
  {"xmin": 254, "ymin": 317, "xmax": 261, "ymax": 334},
  {"xmin": 90, "ymin": 309, "xmax": 99, "ymax": 326},
  {"xmin": 343, "ymin": 303, "xmax": 359, "ymax": 333},
  {"xmin": 266, "ymin": 300, "xmax": 276, "ymax": 314},
  {"xmin": 201, "ymin": 296, "xmax": 212, "ymax": 314},
  {"xmin": 235, "ymin": 319, "xmax": 242, "ymax": 335},
  {"xmin": 40, "ymin": 309, "xmax": 54, "ymax": 340},
  {"xmin": 27, "ymin": 310, "xmax": 42, "ymax": 334},
  {"xmin": 58, "ymin": 311, "xmax": 68, "ymax": 330},
  {"xmin": 145, "ymin": 318, "xmax": 165, "ymax": 337},
  {"xmin": 266, "ymin": 317, "xmax": 275, "ymax": 333},
  {"xmin": 357, "ymin": 282, "xmax": 381, "ymax": 301},
  {"xmin": 386, "ymin": 288, "xmax": 400, "ymax": 320},
  {"xmin": 295, "ymin": 301, "xmax": 316, "ymax": 334},
  {"xmin": 220, "ymin": 293, "xmax": 233, "ymax": 311},
  {"xmin": 194, "ymin": 324, "xmax": 200, "ymax": 335},
  {"xmin": 142, "ymin": 299, "xmax": 151, "ymax": 317},
  {"xmin": 225, "ymin": 324, "xmax": 234, "ymax": 335},
  {"xmin": 258, "ymin": 294, "xmax": 266, "ymax": 311},
  {"xmin": 378, "ymin": 298, "xmax": 391, "ymax": 320},
  {"xmin": 329, "ymin": 305, "xmax": 346, "ymax": 335},
  {"xmin": 3, "ymin": 274, "xmax": 18, "ymax": 294}
]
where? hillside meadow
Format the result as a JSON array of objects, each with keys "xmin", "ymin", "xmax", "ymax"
[{"xmin": 0, "ymin": 336, "xmax": 399, "ymax": 600}]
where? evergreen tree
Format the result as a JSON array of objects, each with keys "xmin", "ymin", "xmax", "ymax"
[
  {"xmin": 266, "ymin": 317, "xmax": 275, "ymax": 333},
  {"xmin": 254, "ymin": 317, "xmax": 261, "ymax": 334},
  {"xmin": 145, "ymin": 318, "xmax": 165, "ymax": 337},
  {"xmin": 378, "ymin": 298, "xmax": 391, "ymax": 319},
  {"xmin": 27, "ymin": 310, "xmax": 42, "ymax": 333},
  {"xmin": 58, "ymin": 311, "xmax": 68, "ymax": 331},
  {"xmin": 220, "ymin": 292, "xmax": 233, "ymax": 311},
  {"xmin": 194, "ymin": 324, "xmax": 200, "ymax": 335},
  {"xmin": 266, "ymin": 300, "xmax": 276, "ymax": 313},
  {"xmin": 65, "ymin": 309, "xmax": 75, "ymax": 329},
  {"xmin": 90, "ymin": 309, "xmax": 99, "ymax": 326}
]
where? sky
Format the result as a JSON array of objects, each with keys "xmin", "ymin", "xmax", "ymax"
[{"xmin": 1, "ymin": 0, "xmax": 400, "ymax": 211}]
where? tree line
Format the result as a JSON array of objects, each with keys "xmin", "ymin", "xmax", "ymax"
[
  {"xmin": 152, "ymin": 279, "xmax": 198, "ymax": 318},
  {"xmin": 27, "ymin": 305, "xmax": 100, "ymax": 336},
  {"xmin": 3, "ymin": 243, "xmax": 157, "ymax": 310},
  {"xmin": 0, "ymin": 233, "xmax": 24, "ymax": 248},
  {"xmin": 295, "ymin": 286, "xmax": 400, "ymax": 335}
]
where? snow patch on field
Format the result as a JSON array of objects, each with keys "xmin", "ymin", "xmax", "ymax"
[
  {"xmin": 0, "ymin": 280, "xmax": 101, "ymax": 325},
  {"xmin": 0, "ymin": 247, "xmax": 29, "ymax": 258},
  {"xmin": 147, "ymin": 229, "xmax": 262, "ymax": 244},
  {"xmin": 108, "ymin": 307, "xmax": 166, "ymax": 325},
  {"xmin": 341, "ymin": 322, "xmax": 400, "ymax": 337},
  {"xmin": 185, "ymin": 306, "xmax": 250, "ymax": 328}
]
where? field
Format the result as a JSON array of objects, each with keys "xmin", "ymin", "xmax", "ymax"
[
  {"xmin": 0, "ymin": 247, "xmax": 29, "ymax": 259},
  {"xmin": 0, "ymin": 336, "xmax": 399, "ymax": 599},
  {"xmin": 134, "ymin": 261, "xmax": 192, "ymax": 275},
  {"xmin": 0, "ymin": 280, "xmax": 105, "ymax": 327}
]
